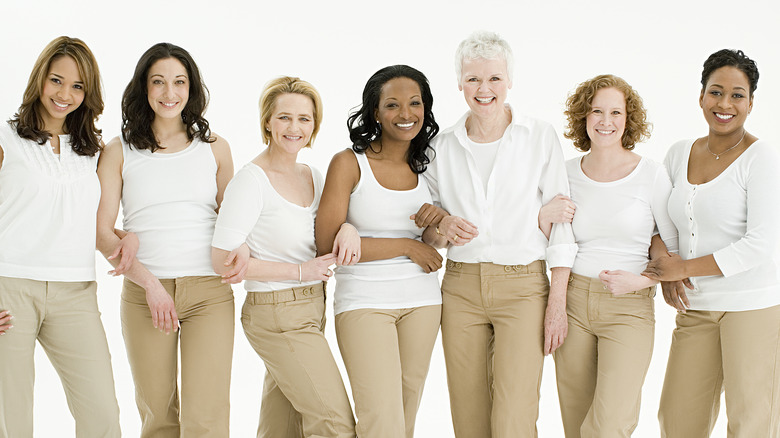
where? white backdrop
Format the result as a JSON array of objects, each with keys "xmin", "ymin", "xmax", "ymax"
[{"xmin": 1, "ymin": 0, "xmax": 778, "ymax": 436}]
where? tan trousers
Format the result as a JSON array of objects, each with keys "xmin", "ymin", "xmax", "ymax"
[
  {"xmin": 658, "ymin": 304, "xmax": 780, "ymax": 438},
  {"xmin": 335, "ymin": 305, "xmax": 441, "ymax": 438},
  {"xmin": 122, "ymin": 276, "xmax": 234, "ymax": 438},
  {"xmin": 0, "ymin": 276, "xmax": 120, "ymax": 438},
  {"xmin": 553, "ymin": 273, "xmax": 655, "ymax": 438},
  {"xmin": 241, "ymin": 283, "xmax": 356, "ymax": 438},
  {"xmin": 441, "ymin": 260, "xmax": 549, "ymax": 438}
]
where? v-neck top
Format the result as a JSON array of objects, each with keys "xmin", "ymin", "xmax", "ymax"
[
  {"xmin": 665, "ymin": 138, "xmax": 780, "ymax": 311},
  {"xmin": 212, "ymin": 162, "xmax": 323, "ymax": 292},
  {"xmin": 0, "ymin": 120, "xmax": 99, "ymax": 281}
]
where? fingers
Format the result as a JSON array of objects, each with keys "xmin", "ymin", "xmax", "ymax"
[
  {"xmin": 114, "ymin": 252, "xmax": 132, "ymax": 276},
  {"xmin": 107, "ymin": 244, "xmax": 121, "ymax": 261},
  {"xmin": 317, "ymin": 253, "xmax": 337, "ymax": 264},
  {"xmin": 223, "ymin": 248, "xmax": 238, "ymax": 266},
  {"xmin": 0, "ymin": 311, "xmax": 13, "ymax": 335}
]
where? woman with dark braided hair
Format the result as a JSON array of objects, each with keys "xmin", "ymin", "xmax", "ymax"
[
  {"xmin": 316, "ymin": 64, "xmax": 444, "ymax": 438},
  {"xmin": 643, "ymin": 49, "xmax": 780, "ymax": 437}
]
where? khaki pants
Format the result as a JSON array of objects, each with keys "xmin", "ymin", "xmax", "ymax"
[
  {"xmin": 0, "ymin": 276, "xmax": 120, "ymax": 438},
  {"xmin": 553, "ymin": 273, "xmax": 655, "ymax": 438},
  {"xmin": 335, "ymin": 305, "xmax": 441, "ymax": 438},
  {"xmin": 441, "ymin": 260, "xmax": 549, "ymax": 438},
  {"xmin": 241, "ymin": 283, "xmax": 355, "ymax": 438},
  {"xmin": 658, "ymin": 304, "xmax": 780, "ymax": 438},
  {"xmin": 122, "ymin": 276, "xmax": 234, "ymax": 438}
]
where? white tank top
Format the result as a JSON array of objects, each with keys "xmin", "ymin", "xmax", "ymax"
[
  {"xmin": 121, "ymin": 137, "xmax": 218, "ymax": 278},
  {"xmin": 333, "ymin": 150, "xmax": 441, "ymax": 314},
  {"xmin": 0, "ymin": 121, "xmax": 99, "ymax": 281}
]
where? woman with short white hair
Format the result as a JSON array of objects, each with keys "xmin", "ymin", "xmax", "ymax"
[{"xmin": 423, "ymin": 31, "xmax": 577, "ymax": 437}]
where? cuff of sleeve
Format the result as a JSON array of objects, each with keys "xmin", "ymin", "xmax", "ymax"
[
  {"xmin": 713, "ymin": 246, "xmax": 744, "ymax": 278},
  {"xmin": 211, "ymin": 227, "xmax": 248, "ymax": 252},
  {"xmin": 546, "ymin": 243, "xmax": 578, "ymax": 269}
]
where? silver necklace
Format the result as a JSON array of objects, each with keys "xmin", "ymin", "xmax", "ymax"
[{"xmin": 705, "ymin": 130, "xmax": 746, "ymax": 160}]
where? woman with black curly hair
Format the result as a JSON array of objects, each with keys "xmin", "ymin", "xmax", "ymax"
[
  {"xmin": 541, "ymin": 74, "xmax": 677, "ymax": 438},
  {"xmin": 315, "ymin": 64, "xmax": 444, "ymax": 438},
  {"xmin": 95, "ymin": 42, "xmax": 235, "ymax": 437},
  {"xmin": 643, "ymin": 49, "xmax": 780, "ymax": 438}
]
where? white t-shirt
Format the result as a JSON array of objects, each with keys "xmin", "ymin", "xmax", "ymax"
[
  {"xmin": 665, "ymin": 139, "xmax": 780, "ymax": 311},
  {"xmin": 567, "ymin": 156, "xmax": 678, "ymax": 278},
  {"xmin": 121, "ymin": 138, "xmax": 218, "ymax": 278},
  {"xmin": 464, "ymin": 137, "xmax": 500, "ymax": 195},
  {"xmin": 0, "ymin": 121, "xmax": 99, "ymax": 281},
  {"xmin": 333, "ymin": 150, "xmax": 441, "ymax": 315},
  {"xmin": 425, "ymin": 106, "xmax": 577, "ymax": 267},
  {"xmin": 212, "ymin": 162, "xmax": 323, "ymax": 292}
]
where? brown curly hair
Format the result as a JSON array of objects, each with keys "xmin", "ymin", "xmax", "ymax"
[{"xmin": 564, "ymin": 74, "xmax": 651, "ymax": 152}]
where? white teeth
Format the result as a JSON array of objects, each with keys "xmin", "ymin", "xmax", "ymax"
[
  {"xmin": 161, "ymin": 102, "xmax": 177, "ymax": 108},
  {"xmin": 596, "ymin": 129, "xmax": 614, "ymax": 135},
  {"xmin": 284, "ymin": 135, "xmax": 302, "ymax": 140},
  {"xmin": 53, "ymin": 100, "xmax": 68, "ymax": 109},
  {"xmin": 476, "ymin": 97, "xmax": 494, "ymax": 103},
  {"xmin": 396, "ymin": 122, "xmax": 414, "ymax": 128},
  {"xmin": 715, "ymin": 113, "xmax": 734, "ymax": 120}
]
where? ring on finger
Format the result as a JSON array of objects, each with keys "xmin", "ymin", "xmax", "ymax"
[{"xmin": 453, "ymin": 234, "xmax": 460, "ymax": 242}]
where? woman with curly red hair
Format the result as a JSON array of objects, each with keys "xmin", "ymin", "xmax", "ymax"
[{"xmin": 541, "ymin": 74, "xmax": 678, "ymax": 438}]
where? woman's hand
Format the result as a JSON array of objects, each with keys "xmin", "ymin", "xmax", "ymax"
[
  {"xmin": 333, "ymin": 223, "xmax": 361, "ymax": 266},
  {"xmin": 0, "ymin": 310, "xmax": 13, "ymax": 335},
  {"xmin": 301, "ymin": 254, "xmax": 337, "ymax": 282},
  {"xmin": 661, "ymin": 279, "xmax": 693, "ymax": 313},
  {"xmin": 437, "ymin": 215, "xmax": 478, "ymax": 246},
  {"xmin": 598, "ymin": 269, "xmax": 656, "ymax": 295},
  {"xmin": 107, "ymin": 231, "xmax": 139, "ymax": 276},
  {"xmin": 404, "ymin": 239, "xmax": 443, "ymax": 273},
  {"xmin": 540, "ymin": 194, "xmax": 576, "ymax": 225},
  {"xmin": 642, "ymin": 252, "xmax": 688, "ymax": 282},
  {"xmin": 543, "ymin": 298, "xmax": 568, "ymax": 355},
  {"xmin": 410, "ymin": 203, "xmax": 448, "ymax": 228},
  {"xmin": 220, "ymin": 243, "xmax": 249, "ymax": 284},
  {"xmin": 145, "ymin": 283, "xmax": 179, "ymax": 334}
]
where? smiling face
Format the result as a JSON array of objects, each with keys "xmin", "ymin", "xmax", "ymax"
[
  {"xmin": 266, "ymin": 93, "xmax": 315, "ymax": 153},
  {"xmin": 146, "ymin": 57, "xmax": 189, "ymax": 120},
  {"xmin": 38, "ymin": 55, "xmax": 85, "ymax": 132},
  {"xmin": 374, "ymin": 77, "xmax": 424, "ymax": 144},
  {"xmin": 586, "ymin": 87, "xmax": 627, "ymax": 150},
  {"xmin": 700, "ymin": 66, "xmax": 753, "ymax": 136},
  {"xmin": 459, "ymin": 57, "xmax": 511, "ymax": 118}
]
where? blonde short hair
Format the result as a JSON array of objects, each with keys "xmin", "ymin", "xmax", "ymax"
[{"xmin": 259, "ymin": 76, "xmax": 323, "ymax": 147}]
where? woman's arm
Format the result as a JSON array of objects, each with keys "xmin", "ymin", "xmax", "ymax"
[
  {"xmin": 211, "ymin": 246, "xmax": 335, "ymax": 283},
  {"xmin": 538, "ymin": 194, "xmax": 575, "ymax": 239},
  {"xmin": 96, "ymin": 138, "xmax": 178, "ymax": 334},
  {"xmin": 209, "ymin": 134, "xmax": 234, "ymax": 211}
]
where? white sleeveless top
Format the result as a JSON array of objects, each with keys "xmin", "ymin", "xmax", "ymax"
[
  {"xmin": 212, "ymin": 163, "xmax": 324, "ymax": 292},
  {"xmin": 0, "ymin": 121, "xmax": 99, "ymax": 281},
  {"xmin": 333, "ymin": 150, "xmax": 441, "ymax": 315},
  {"xmin": 121, "ymin": 137, "xmax": 218, "ymax": 278}
]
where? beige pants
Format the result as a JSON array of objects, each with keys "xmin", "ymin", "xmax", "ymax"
[
  {"xmin": 242, "ymin": 283, "xmax": 355, "ymax": 438},
  {"xmin": 441, "ymin": 260, "xmax": 549, "ymax": 438},
  {"xmin": 0, "ymin": 276, "xmax": 120, "ymax": 438},
  {"xmin": 335, "ymin": 305, "xmax": 441, "ymax": 438},
  {"xmin": 122, "ymin": 276, "xmax": 234, "ymax": 438},
  {"xmin": 553, "ymin": 273, "xmax": 655, "ymax": 438},
  {"xmin": 658, "ymin": 304, "xmax": 780, "ymax": 438}
]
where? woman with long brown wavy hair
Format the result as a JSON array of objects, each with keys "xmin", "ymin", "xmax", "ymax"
[{"xmin": 0, "ymin": 36, "xmax": 120, "ymax": 437}]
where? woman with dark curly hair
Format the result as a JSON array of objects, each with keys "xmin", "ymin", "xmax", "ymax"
[
  {"xmin": 315, "ymin": 64, "xmax": 444, "ymax": 438},
  {"xmin": 540, "ymin": 74, "xmax": 677, "ymax": 438},
  {"xmin": 95, "ymin": 42, "xmax": 235, "ymax": 437},
  {"xmin": 642, "ymin": 49, "xmax": 780, "ymax": 437},
  {"xmin": 0, "ymin": 36, "xmax": 120, "ymax": 437}
]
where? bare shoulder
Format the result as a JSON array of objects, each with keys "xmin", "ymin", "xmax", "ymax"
[
  {"xmin": 330, "ymin": 148, "xmax": 358, "ymax": 169},
  {"xmin": 99, "ymin": 136, "xmax": 124, "ymax": 166},
  {"xmin": 209, "ymin": 132, "xmax": 230, "ymax": 150},
  {"xmin": 208, "ymin": 132, "xmax": 234, "ymax": 163}
]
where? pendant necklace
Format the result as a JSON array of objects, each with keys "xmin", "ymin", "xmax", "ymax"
[{"xmin": 705, "ymin": 130, "xmax": 746, "ymax": 160}]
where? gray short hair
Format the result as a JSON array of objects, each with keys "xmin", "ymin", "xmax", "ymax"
[{"xmin": 454, "ymin": 31, "xmax": 514, "ymax": 84}]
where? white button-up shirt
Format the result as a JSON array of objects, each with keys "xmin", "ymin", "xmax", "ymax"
[{"xmin": 425, "ymin": 107, "xmax": 577, "ymax": 268}]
